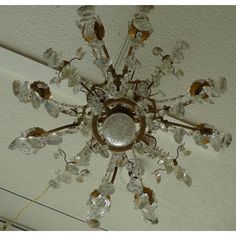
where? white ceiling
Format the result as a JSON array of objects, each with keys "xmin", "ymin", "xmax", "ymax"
[{"xmin": 0, "ymin": 5, "xmax": 236, "ymax": 231}]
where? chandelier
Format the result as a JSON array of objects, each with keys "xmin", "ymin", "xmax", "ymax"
[{"xmin": 8, "ymin": 5, "xmax": 232, "ymax": 229}]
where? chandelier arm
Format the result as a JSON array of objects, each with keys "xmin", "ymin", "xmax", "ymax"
[
  {"xmin": 130, "ymin": 70, "xmax": 136, "ymax": 80},
  {"xmin": 52, "ymin": 100, "xmax": 86, "ymax": 116},
  {"xmin": 111, "ymin": 166, "xmax": 118, "ymax": 184},
  {"xmin": 102, "ymin": 45, "xmax": 117, "ymax": 78},
  {"xmin": 46, "ymin": 122, "xmax": 79, "ymax": 135},
  {"xmin": 160, "ymin": 118, "xmax": 197, "ymax": 132},
  {"xmin": 53, "ymin": 100, "xmax": 84, "ymax": 110},
  {"xmin": 113, "ymin": 34, "xmax": 130, "ymax": 71},
  {"xmin": 155, "ymin": 93, "xmax": 188, "ymax": 103},
  {"xmin": 80, "ymin": 81, "xmax": 101, "ymax": 98},
  {"xmin": 46, "ymin": 105, "xmax": 87, "ymax": 134},
  {"xmin": 122, "ymin": 46, "xmax": 133, "ymax": 76},
  {"xmin": 166, "ymin": 113, "xmax": 197, "ymax": 127}
]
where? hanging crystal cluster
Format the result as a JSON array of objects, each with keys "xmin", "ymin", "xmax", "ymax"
[{"xmin": 9, "ymin": 5, "xmax": 232, "ymax": 229}]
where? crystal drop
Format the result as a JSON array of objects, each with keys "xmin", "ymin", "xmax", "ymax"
[
  {"xmin": 43, "ymin": 48, "xmax": 53, "ymax": 59},
  {"xmin": 174, "ymin": 68, "xmax": 184, "ymax": 78},
  {"xmin": 142, "ymin": 203, "xmax": 159, "ymax": 224},
  {"xmin": 171, "ymin": 47, "xmax": 184, "ymax": 64},
  {"xmin": 74, "ymin": 153, "xmax": 91, "ymax": 166},
  {"xmin": 98, "ymin": 183, "xmax": 115, "ymax": 196},
  {"xmin": 43, "ymin": 48, "xmax": 61, "ymax": 68},
  {"xmin": 132, "ymin": 165, "xmax": 145, "ymax": 178},
  {"xmin": 172, "ymin": 102, "xmax": 185, "ymax": 118},
  {"xmin": 133, "ymin": 143, "xmax": 145, "ymax": 154},
  {"xmin": 127, "ymin": 179, "xmax": 143, "ymax": 193},
  {"xmin": 66, "ymin": 163, "xmax": 80, "ymax": 175},
  {"xmin": 82, "ymin": 21, "xmax": 96, "ymax": 42},
  {"xmin": 97, "ymin": 146, "xmax": 109, "ymax": 158},
  {"xmin": 135, "ymin": 193, "xmax": 150, "ymax": 209},
  {"xmin": 49, "ymin": 179, "xmax": 61, "ymax": 189},
  {"xmin": 160, "ymin": 123, "xmax": 168, "ymax": 132},
  {"xmin": 87, "ymin": 208, "xmax": 104, "ymax": 219},
  {"xmin": 148, "ymin": 149, "xmax": 161, "ymax": 159},
  {"xmin": 16, "ymin": 137, "xmax": 32, "ymax": 155},
  {"xmin": 57, "ymin": 171, "xmax": 72, "ymax": 184},
  {"xmin": 210, "ymin": 132, "xmax": 222, "ymax": 152},
  {"xmin": 61, "ymin": 64, "xmax": 77, "ymax": 79},
  {"xmin": 73, "ymin": 85, "xmax": 81, "ymax": 94},
  {"xmin": 94, "ymin": 56, "xmax": 112, "ymax": 68},
  {"xmin": 49, "ymin": 76, "xmax": 60, "ymax": 85},
  {"xmin": 86, "ymin": 219, "xmax": 100, "ymax": 229},
  {"xmin": 155, "ymin": 172, "xmax": 161, "ymax": 183},
  {"xmin": 49, "ymin": 53, "xmax": 61, "ymax": 68},
  {"xmin": 77, "ymin": 5, "xmax": 95, "ymax": 18},
  {"xmin": 75, "ymin": 47, "xmax": 86, "ymax": 60},
  {"xmin": 192, "ymin": 130, "xmax": 202, "ymax": 145},
  {"xmin": 137, "ymin": 5, "xmax": 154, "ymax": 15},
  {"xmin": 173, "ymin": 127, "xmax": 186, "ymax": 144},
  {"xmin": 183, "ymin": 149, "xmax": 192, "ymax": 156},
  {"xmin": 46, "ymin": 133, "xmax": 63, "ymax": 145},
  {"xmin": 152, "ymin": 47, "xmax": 163, "ymax": 56},
  {"xmin": 27, "ymin": 136, "xmax": 45, "ymax": 149},
  {"xmin": 18, "ymin": 81, "xmax": 31, "ymax": 103},
  {"xmin": 164, "ymin": 159, "xmax": 174, "ymax": 174},
  {"xmin": 133, "ymin": 18, "xmax": 152, "ymax": 32},
  {"xmin": 90, "ymin": 196, "xmax": 111, "ymax": 211},
  {"xmin": 8, "ymin": 137, "xmax": 19, "ymax": 150},
  {"xmin": 126, "ymin": 160, "xmax": 135, "ymax": 171},
  {"xmin": 143, "ymin": 215, "xmax": 159, "ymax": 224},
  {"xmin": 12, "ymin": 80, "xmax": 22, "ymax": 96},
  {"xmin": 183, "ymin": 173, "xmax": 192, "ymax": 187},
  {"xmin": 221, "ymin": 133, "xmax": 232, "ymax": 149},
  {"xmin": 125, "ymin": 56, "xmax": 141, "ymax": 70},
  {"xmin": 176, "ymin": 39, "xmax": 190, "ymax": 50},
  {"xmin": 68, "ymin": 74, "xmax": 80, "ymax": 87},
  {"xmin": 44, "ymin": 100, "xmax": 60, "ymax": 118},
  {"xmin": 31, "ymin": 91, "xmax": 42, "ymax": 109},
  {"xmin": 218, "ymin": 76, "xmax": 227, "ymax": 94},
  {"xmin": 80, "ymin": 169, "xmax": 90, "ymax": 176},
  {"xmin": 174, "ymin": 165, "xmax": 184, "ymax": 180},
  {"xmin": 152, "ymin": 119, "xmax": 160, "ymax": 130},
  {"xmin": 135, "ymin": 82, "xmax": 149, "ymax": 97},
  {"xmin": 76, "ymin": 174, "xmax": 84, "ymax": 183}
]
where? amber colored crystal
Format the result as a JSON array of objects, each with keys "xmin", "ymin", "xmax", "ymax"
[
  {"xmin": 128, "ymin": 20, "xmax": 150, "ymax": 42},
  {"xmin": 143, "ymin": 187, "xmax": 155, "ymax": 205},
  {"xmin": 189, "ymin": 80, "xmax": 210, "ymax": 97},
  {"xmin": 197, "ymin": 123, "xmax": 213, "ymax": 135},
  {"xmin": 26, "ymin": 127, "xmax": 47, "ymax": 138},
  {"xmin": 90, "ymin": 189, "xmax": 100, "ymax": 198},
  {"xmin": 82, "ymin": 34, "xmax": 95, "ymax": 42},
  {"xmin": 94, "ymin": 21, "xmax": 105, "ymax": 40},
  {"xmin": 30, "ymin": 81, "xmax": 52, "ymax": 100}
]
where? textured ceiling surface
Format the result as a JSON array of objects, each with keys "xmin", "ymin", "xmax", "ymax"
[{"xmin": 0, "ymin": 5, "xmax": 236, "ymax": 231}]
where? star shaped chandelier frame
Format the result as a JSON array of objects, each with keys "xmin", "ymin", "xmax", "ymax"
[{"xmin": 9, "ymin": 5, "xmax": 232, "ymax": 229}]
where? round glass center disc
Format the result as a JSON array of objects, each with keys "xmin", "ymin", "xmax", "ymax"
[{"xmin": 102, "ymin": 113, "xmax": 136, "ymax": 147}]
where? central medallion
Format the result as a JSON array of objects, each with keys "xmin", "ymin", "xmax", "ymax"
[
  {"xmin": 102, "ymin": 113, "xmax": 136, "ymax": 147},
  {"xmin": 91, "ymin": 98, "xmax": 146, "ymax": 152}
]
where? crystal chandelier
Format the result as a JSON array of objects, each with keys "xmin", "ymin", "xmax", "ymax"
[{"xmin": 8, "ymin": 5, "xmax": 232, "ymax": 229}]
